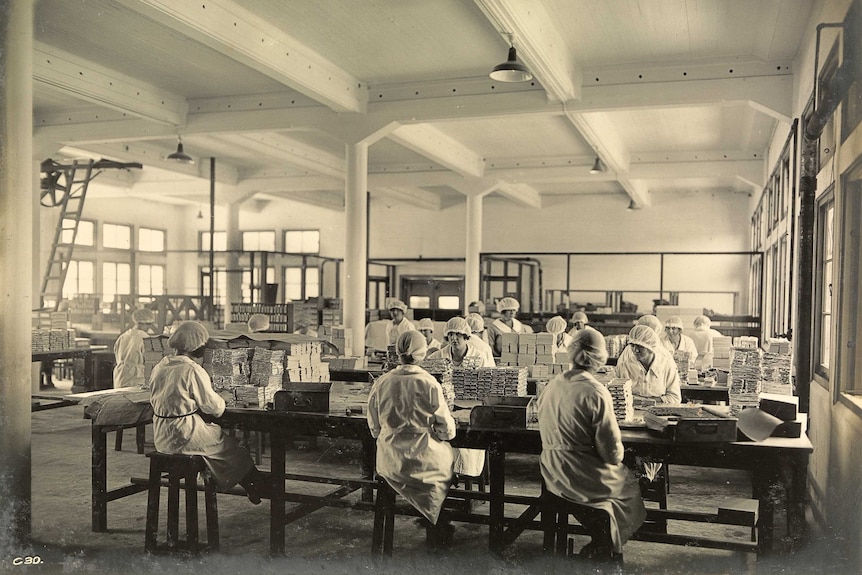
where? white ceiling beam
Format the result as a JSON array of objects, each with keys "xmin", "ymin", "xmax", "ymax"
[
  {"xmin": 239, "ymin": 174, "xmax": 341, "ymax": 193},
  {"xmin": 371, "ymin": 187, "xmax": 441, "ymax": 211},
  {"xmin": 34, "ymin": 42, "xmax": 187, "ymax": 126},
  {"xmin": 388, "ymin": 124, "xmax": 485, "ymax": 178},
  {"xmin": 628, "ymin": 160, "xmax": 764, "ymax": 186},
  {"xmin": 235, "ymin": 133, "xmax": 344, "ymax": 179},
  {"xmin": 493, "ymin": 182, "xmax": 542, "ymax": 209},
  {"xmin": 115, "ymin": 0, "xmax": 366, "ymax": 114},
  {"xmin": 565, "ymin": 111, "xmax": 630, "ymax": 173},
  {"xmin": 474, "ymin": 0, "xmax": 582, "ymax": 102},
  {"xmin": 620, "ymin": 180, "xmax": 651, "ymax": 209},
  {"xmin": 259, "ymin": 190, "xmax": 345, "ymax": 211}
]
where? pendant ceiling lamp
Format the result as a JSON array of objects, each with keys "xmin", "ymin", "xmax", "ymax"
[
  {"xmin": 626, "ymin": 200, "xmax": 639, "ymax": 211},
  {"xmin": 489, "ymin": 38, "xmax": 532, "ymax": 83},
  {"xmin": 167, "ymin": 137, "xmax": 194, "ymax": 164},
  {"xmin": 589, "ymin": 156, "xmax": 604, "ymax": 174}
]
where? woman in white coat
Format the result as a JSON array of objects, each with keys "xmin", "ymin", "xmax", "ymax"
[
  {"xmin": 486, "ymin": 297, "xmax": 527, "ymax": 356},
  {"xmin": 538, "ymin": 328, "xmax": 645, "ymax": 562},
  {"xmin": 546, "ymin": 315, "xmax": 573, "ymax": 356},
  {"xmin": 149, "ymin": 321, "xmax": 262, "ymax": 503},
  {"xmin": 113, "ymin": 308, "xmax": 155, "ymax": 388},
  {"xmin": 367, "ymin": 330, "xmax": 456, "ymax": 526}
]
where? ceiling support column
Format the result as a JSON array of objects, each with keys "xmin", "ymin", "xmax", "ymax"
[
  {"xmin": 0, "ymin": 0, "xmax": 34, "ymax": 548},
  {"xmin": 344, "ymin": 142, "xmax": 369, "ymax": 356},
  {"xmin": 464, "ymin": 194, "xmax": 483, "ymax": 314},
  {"xmin": 225, "ymin": 201, "xmax": 242, "ymax": 326}
]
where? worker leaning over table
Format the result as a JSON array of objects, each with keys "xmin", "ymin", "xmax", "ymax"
[
  {"xmin": 538, "ymin": 328, "xmax": 645, "ymax": 562},
  {"xmin": 367, "ymin": 331, "xmax": 456, "ymax": 528},
  {"xmin": 466, "ymin": 313, "xmax": 495, "ymax": 363},
  {"xmin": 689, "ymin": 315, "xmax": 723, "ymax": 369},
  {"xmin": 416, "ymin": 317, "xmax": 443, "ymax": 355},
  {"xmin": 486, "ymin": 297, "xmax": 528, "ymax": 356},
  {"xmin": 428, "ymin": 317, "xmax": 493, "ymax": 477},
  {"xmin": 546, "ymin": 315, "xmax": 573, "ymax": 355},
  {"xmin": 113, "ymin": 308, "xmax": 155, "ymax": 389},
  {"xmin": 149, "ymin": 321, "xmax": 263, "ymax": 504},
  {"xmin": 658, "ymin": 315, "xmax": 698, "ymax": 364},
  {"xmin": 386, "ymin": 299, "xmax": 416, "ymax": 346},
  {"xmin": 614, "ymin": 325, "xmax": 681, "ymax": 405}
]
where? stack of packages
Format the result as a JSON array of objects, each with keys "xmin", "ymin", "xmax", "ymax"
[
  {"xmin": 142, "ymin": 336, "xmax": 170, "ymax": 388},
  {"xmin": 672, "ymin": 350, "xmax": 691, "ymax": 381},
  {"xmin": 761, "ymin": 337, "xmax": 793, "ymax": 395},
  {"xmin": 419, "ymin": 358, "xmax": 455, "ymax": 409},
  {"xmin": 205, "ymin": 346, "xmax": 251, "ymax": 400},
  {"xmin": 498, "ymin": 333, "xmax": 568, "ymax": 376},
  {"xmin": 605, "ymin": 334, "xmax": 628, "ymax": 359},
  {"xmin": 729, "ymin": 341, "xmax": 762, "ymax": 411},
  {"xmin": 327, "ymin": 356, "xmax": 367, "ymax": 370},
  {"xmin": 31, "ymin": 310, "xmax": 77, "ymax": 352},
  {"xmin": 278, "ymin": 339, "xmax": 329, "ymax": 383},
  {"xmin": 318, "ymin": 325, "xmax": 353, "ymax": 354},
  {"xmin": 605, "ymin": 378, "xmax": 634, "ymax": 422},
  {"xmin": 453, "ymin": 366, "xmax": 528, "ymax": 400},
  {"xmin": 250, "ymin": 347, "xmax": 285, "ymax": 407},
  {"xmin": 712, "ymin": 336, "xmax": 733, "ymax": 370},
  {"xmin": 320, "ymin": 305, "xmax": 343, "ymax": 326}
]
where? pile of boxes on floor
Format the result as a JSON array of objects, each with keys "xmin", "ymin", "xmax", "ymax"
[
  {"xmin": 496, "ymin": 332, "xmax": 568, "ymax": 379},
  {"xmin": 31, "ymin": 310, "xmax": 84, "ymax": 352}
]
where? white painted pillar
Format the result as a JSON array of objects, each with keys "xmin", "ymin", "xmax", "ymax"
[
  {"xmin": 0, "ymin": 0, "xmax": 34, "ymax": 547},
  {"xmin": 225, "ymin": 202, "xmax": 242, "ymax": 325},
  {"xmin": 344, "ymin": 143, "xmax": 368, "ymax": 356},
  {"xmin": 464, "ymin": 193, "xmax": 483, "ymax": 314}
]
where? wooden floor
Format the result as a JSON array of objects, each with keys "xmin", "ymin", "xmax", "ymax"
[{"xmin": 21, "ymin": 380, "xmax": 849, "ymax": 575}]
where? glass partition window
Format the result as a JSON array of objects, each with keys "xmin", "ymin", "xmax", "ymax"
[
  {"xmin": 62, "ymin": 260, "xmax": 94, "ymax": 298},
  {"xmin": 102, "ymin": 262, "xmax": 131, "ymax": 303},
  {"xmin": 138, "ymin": 264, "xmax": 165, "ymax": 296},
  {"xmin": 409, "ymin": 296, "xmax": 431, "ymax": 309},
  {"xmin": 284, "ymin": 267, "xmax": 319, "ymax": 301},
  {"xmin": 438, "ymin": 296, "xmax": 460, "ymax": 310},
  {"xmin": 103, "ymin": 223, "xmax": 131, "ymax": 250},
  {"xmin": 284, "ymin": 230, "xmax": 319, "ymax": 254},
  {"xmin": 138, "ymin": 227, "xmax": 165, "ymax": 252},
  {"xmin": 60, "ymin": 219, "xmax": 94, "ymax": 246},
  {"xmin": 243, "ymin": 230, "xmax": 276, "ymax": 251},
  {"xmin": 201, "ymin": 231, "xmax": 227, "ymax": 251}
]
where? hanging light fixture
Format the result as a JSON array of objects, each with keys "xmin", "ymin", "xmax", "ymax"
[
  {"xmin": 489, "ymin": 36, "xmax": 532, "ymax": 82},
  {"xmin": 166, "ymin": 137, "xmax": 194, "ymax": 164},
  {"xmin": 626, "ymin": 199, "xmax": 639, "ymax": 211},
  {"xmin": 196, "ymin": 207, "xmax": 204, "ymax": 219},
  {"xmin": 589, "ymin": 156, "xmax": 604, "ymax": 174}
]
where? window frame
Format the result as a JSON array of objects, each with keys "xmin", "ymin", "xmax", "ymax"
[
  {"xmin": 813, "ymin": 188, "xmax": 834, "ymax": 389},
  {"xmin": 138, "ymin": 227, "xmax": 166, "ymax": 253},
  {"xmin": 242, "ymin": 230, "xmax": 276, "ymax": 252},
  {"xmin": 137, "ymin": 263, "xmax": 166, "ymax": 296},
  {"xmin": 102, "ymin": 261, "xmax": 132, "ymax": 303},
  {"xmin": 283, "ymin": 229, "xmax": 320, "ymax": 254},
  {"xmin": 102, "ymin": 222, "xmax": 132, "ymax": 250},
  {"xmin": 837, "ymin": 158, "xmax": 862, "ymax": 411}
]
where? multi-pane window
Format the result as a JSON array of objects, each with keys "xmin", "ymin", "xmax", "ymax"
[
  {"xmin": 438, "ymin": 296, "xmax": 461, "ymax": 310},
  {"xmin": 839, "ymin": 161, "xmax": 862, "ymax": 397},
  {"xmin": 284, "ymin": 266, "xmax": 319, "ymax": 301},
  {"xmin": 242, "ymin": 231, "xmax": 276, "ymax": 251},
  {"xmin": 242, "ymin": 267, "xmax": 275, "ymax": 302},
  {"xmin": 62, "ymin": 260, "xmax": 95, "ymax": 299},
  {"xmin": 60, "ymin": 219, "xmax": 95, "ymax": 246},
  {"xmin": 814, "ymin": 194, "xmax": 834, "ymax": 381},
  {"xmin": 103, "ymin": 223, "xmax": 131, "ymax": 249},
  {"xmin": 201, "ymin": 231, "xmax": 227, "ymax": 251},
  {"xmin": 138, "ymin": 228, "xmax": 165, "ymax": 252},
  {"xmin": 284, "ymin": 230, "xmax": 319, "ymax": 254},
  {"xmin": 102, "ymin": 262, "xmax": 131, "ymax": 303},
  {"xmin": 138, "ymin": 264, "xmax": 165, "ymax": 296}
]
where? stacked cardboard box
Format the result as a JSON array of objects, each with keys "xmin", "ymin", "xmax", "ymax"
[
  {"xmin": 419, "ymin": 358, "xmax": 455, "ymax": 409},
  {"xmin": 606, "ymin": 378, "xmax": 634, "ymax": 422},
  {"xmin": 452, "ymin": 366, "xmax": 528, "ymax": 400},
  {"xmin": 497, "ymin": 332, "xmax": 567, "ymax": 374},
  {"xmin": 321, "ymin": 308, "xmax": 343, "ymax": 326},
  {"xmin": 712, "ymin": 336, "xmax": 733, "ymax": 369},
  {"xmin": 729, "ymin": 346, "xmax": 762, "ymax": 409},
  {"xmin": 319, "ymin": 325, "xmax": 353, "ymax": 354},
  {"xmin": 761, "ymin": 337, "xmax": 793, "ymax": 394}
]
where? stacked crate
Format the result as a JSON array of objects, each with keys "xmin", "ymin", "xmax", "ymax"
[
  {"xmin": 712, "ymin": 335, "xmax": 733, "ymax": 370},
  {"xmin": 497, "ymin": 332, "xmax": 568, "ymax": 375}
]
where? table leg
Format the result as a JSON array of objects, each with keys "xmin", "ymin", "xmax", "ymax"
[
  {"xmin": 751, "ymin": 460, "xmax": 778, "ymax": 554},
  {"xmin": 269, "ymin": 431, "xmax": 286, "ymax": 555},
  {"xmin": 360, "ymin": 435, "xmax": 375, "ymax": 502},
  {"xmin": 92, "ymin": 423, "xmax": 108, "ymax": 532},
  {"xmin": 782, "ymin": 451, "xmax": 810, "ymax": 549},
  {"xmin": 488, "ymin": 437, "xmax": 505, "ymax": 555}
]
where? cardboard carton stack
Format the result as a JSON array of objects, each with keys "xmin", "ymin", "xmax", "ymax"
[
  {"xmin": 142, "ymin": 336, "xmax": 170, "ymax": 387},
  {"xmin": 606, "ymin": 378, "xmax": 634, "ymax": 422},
  {"xmin": 321, "ymin": 307, "xmax": 343, "ymax": 326},
  {"xmin": 498, "ymin": 332, "xmax": 568, "ymax": 375},
  {"xmin": 319, "ymin": 325, "xmax": 353, "ymax": 354},
  {"xmin": 712, "ymin": 336, "xmax": 733, "ymax": 370},
  {"xmin": 761, "ymin": 337, "xmax": 793, "ymax": 395},
  {"xmin": 276, "ymin": 339, "xmax": 329, "ymax": 383},
  {"xmin": 419, "ymin": 358, "xmax": 455, "ymax": 409},
  {"xmin": 729, "ymin": 345, "xmax": 762, "ymax": 409}
]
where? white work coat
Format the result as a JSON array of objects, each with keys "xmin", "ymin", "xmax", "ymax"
[
  {"xmin": 367, "ymin": 364, "xmax": 456, "ymax": 524},
  {"xmin": 427, "ymin": 342, "xmax": 494, "ymax": 476},
  {"xmin": 487, "ymin": 317, "xmax": 526, "ymax": 356},
  {"xmin": 688, "ymin": 327, "xmax": 723, "ymax": 369},
  {"xmin": 551, "ymin": 332, "xmax": 574, "ymax": 356},
  {"xmin": 113, "ymin": 327, "xmax": 149, "ymax": 388},
  {"xmin": 658, "ymin": 333, "xmax": 699, "ymax": 365},
  {"xmin": 386, "ymin": 317, "xmax": 416, "ymax": 345},
  {"xmin": 614, "ymin": 346, "xmax": 681, "ymax": 405},
  {"xmin": 149, "ymin": 355, "xmax": 253, "ymax": 491},
  {"xmin": 426, "ymin": 337, "xmax": 443, "ymax": 355},
  {"xmin": 538, "ymin": 371, "xmax": 646, "ymax": 553}
]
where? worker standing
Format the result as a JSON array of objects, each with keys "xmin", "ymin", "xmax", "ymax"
[
  {"xmin": 486, "ymin": 297, "xmax": 527, "ymax": 356},
  {"xmin": 113, "ymin": 308, "xmax": 156, "ymax": 389},
  {"xmin": 566, "ymin": 311, "xmax": 592, "ymax": 337}
]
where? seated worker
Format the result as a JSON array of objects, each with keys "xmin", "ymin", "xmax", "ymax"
[
  {"xmin": 635, "ymin": 314, "xmax": 662, "ymax": 333},
  {"xmin": 614, "ymin": 325, "xmax": 681, "ymax": 405},
  {"xmin": 566, "ymin": 310, "xmax": 592, "ymax": 337},
  {"xmin": 546, "ymin": 315, "xmax": 573, "ymax": 356},
  {"xmin": 689, "ymin": 315, "xmax": 723, "ymax": 369},
  {"xmin": 429, "ymin": 317, "xmax": 495, "ymax": 368},
  {"xmin": 149, "ymin": 321, "xmax": 262, "ymax": 504},
  {"xmin": 658, "ymin": 316, "xmax": 698, "ymax": 365},
  {"xmin": 113, "ymin": 308, "xmax": 156, "ymax": 389},
  {"xmin": 247, "ymin": 313, "xmax": 270, "ymax": 333},
  {"xmin": 367, "ymin": 331, "xmax": 456, "ymax": 532},
  {"xmin": 416, "ymin": 318, "xmax": 442, "ymax": 355},
  {"xmin": 486, "ymin": 297, "xmax": 527, "ymax": 356},
  {"xmin": 386, "ymin": 299, "xmax": 415, "ymax": 346},
  {"xmin": 466, "ymin": 313, "xmax": 495, "ymax": 360},
  {"xmin": 538, "ymin": 328, "xmax": 646, "ymax": 563}
]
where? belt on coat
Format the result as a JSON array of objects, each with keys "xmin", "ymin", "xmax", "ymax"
[
  {"xmin": 380, "ymin": 425, "xmax": 431, "ymax": 434},
  {"xmin": 543, "ymin": 443, "xmax": 595, "ymax": 453},
  {"xmin": 153, "ymin": 410, "xmax": 197, "ymax": 419}
]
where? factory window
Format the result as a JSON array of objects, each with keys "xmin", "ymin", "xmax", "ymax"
[
  {"xmin": 138, "ymin": 264, "xmax": 165, "ymax": 296},
  {"xmin": 242, "ymin": 230, "xmax": 276, "ymax": 251},
  {"xmin": 60, "ymin": 219, "xmax": 94, "ymax": 246},
  {"xmin": 813, "ymin": 192, "xmax": 834, "ymax": 383},
  {"xmin": 62, "ymin": 260, "xmax": 94, "ymax": 299},
  {"xmin": 284, "ymin": 230, "xmax": 319, "ymax": 254},
  {"xmin": 438, "ymin": 296, "xmax": 461, "ymax": 310},
  {"xmin": 284, "ymin": 267, "xmax": 319, "ymax": 301},
  {"xmin": 242, "ymin": 267, "xmax": 275, "ymax": 303},
  {"xmin": 839, "ymin": 160, "xmax": 862, "ymax": 400},
  {"xmin": 102, "ymin": 262, "xmax": 131, "ymax": 303},
  {"xmin": 138, "ymin": 228, "xmax": 165, "ymax": 252},
  {"xmin": 201, "ymin": 231, "xmax": 227, "ymax": 251},
  {"xmin": 103, "ymin": 223, "xmax": 131, "ymax": 250},
  {"xmin": 409, "ymin": 296, "xmax": 431, "ymax": 309}
]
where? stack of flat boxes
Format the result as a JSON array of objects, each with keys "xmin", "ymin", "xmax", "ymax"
[
  {"xmin": 321, "ymin": 307, "xmax": 343, "ymax": 326},
  {"xmin": 606, "ymin": 378, "xmax": 634, "ymax": 422},
  {"xmin": 453, "ymin": 365, "xmax": 527, "ymax": 400},
  {"xmin": 142, "ymin": 336, "xmax": 170, "ymax": 387},
  {"xmin": 712, "ymin": 336, "xmax": 733, "ymax": 370},
  {"xmin": 497, "ymin": 333, "xmax": 567, "ymax": 378},
  {"xmin": 249, "ymin": 347, "xmax": 285, "ymax": 407},
  {"xmin": 729, "ymin": 337, "xmax": 762, "ymax": 410},
  {"xmin": 419, "ymin": 358, "xmax": 455, "ymax": 409},
  {"xmin": 761, "ymin": 338, "xmax": 793, "ymax": 395},
  {"xmin": 31, "ymin": 311, "xmax": 76, "ymax": 352},
  {"xmin": 318, "ymin": 325, "xmax": 353, "ymax": 354}
]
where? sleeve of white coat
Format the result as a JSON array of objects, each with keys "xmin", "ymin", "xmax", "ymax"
[
  {"xmin": 189, "ymin": 364, "xmax": 226, "ymax": 418},
  {"xmin": 430, "ymin": 383, "xmax": 456, "ymax": 441},
  {"xmin": 366, "ymin": 383, "xmax": 381, "ymax": 439},
  {"xmin": 660, "ymin": 364, "xmax": 682, "ymax": 405},
  {"xmin": 592, "ymin": 387, "xmax": 625, "ymax": 465}
]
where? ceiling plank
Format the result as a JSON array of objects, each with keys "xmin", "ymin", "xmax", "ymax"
[
  {"xmin": 259, "ymin": 190, "xmax": 345, "ymax": 211},
  {"xmin": 239, "ymin": 174, "xmax": 341, "ymax": 193},
  {"xmin": 388, "ymin": 124, "xmax": 485, "ymax": 178},
  {"xmin": 114, "ymin": 0, "xmax": 367, "ymax": 113},
  {"xmin": 474, "ymin": 0, "xmax": 582, "ymax": 102},
  {"xmin": 493, "ymin": 182, "xmax": 542, "ymax": 208},
  {"xmin": 34, "ymin": 42, "xmax": 187, "ymax": 126},
  {"xmin": 371, "ymin": 187, "xmax": 441, "ymax": 211},
  {"xmin": 236, "ymin": 133, "xmax": 344, "ymax": 178}
]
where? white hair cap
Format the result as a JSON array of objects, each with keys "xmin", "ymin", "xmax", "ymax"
[
  {"xmin": 132, "ymin": 308, "xmax": 155, "ymax": 324},
  {"xmin": 636, "ymin": 314, "xmax": 663, "ymax": 333},
  {"xmin": 572, "ymin": 311, "xmax": 589, "ymax": 324},
  {"xmin": 168, "ymin": 321, "xmax": 209, "ymax": 352},
  {"xmin": 445, "ymin": 316, "xmax": 471, "ymax": 337},
  {"xmin": 693, "ymin": 315, "xmax": 711, "ymax": 328},
  {"xmin": 627, "ymin": 324, "xmax": 660, "ymax": 354},
  {"xmin": 417, "ymin": 318, "xmax": 434, "ymax": 332},
  {"xmin": 396, "ymin": 330, "xmax": 427, "ymax": 364},
  {"xmin": 247, "ymin": 313, "xmax": 270, "ymax": 332},
  {"xmin": 496, "ymin": 297, "xmax": 520, "ymax": 313},
  {"xmin": 664, "ymin": 316, "xmax": 684, "ymax": 329},
  {"xmin": 388, "ymin": 299, "xmax": 407, "ymax": 312},
  {"xmin": 568, "ymin": 328, "xmax": 608, "ymax": 371},
  {"xmin": 546, "ymin": 316, "xmax": 568, "ymax": 334},
  {"xmin": 466, "ymin": 313, "xmax": 485, "ymax": 333}
]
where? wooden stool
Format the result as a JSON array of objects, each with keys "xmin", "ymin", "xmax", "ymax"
[
  {"xmin": 144, "ymin": 453, "xmax": 219, "ymax": 554},
  {"xmin": 541, "ymin": 489, "xmax": 620, "ymax": 563},
  {"xmin": 371, "ymin": 477, "xmax": 396, "ymax": 556}
]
